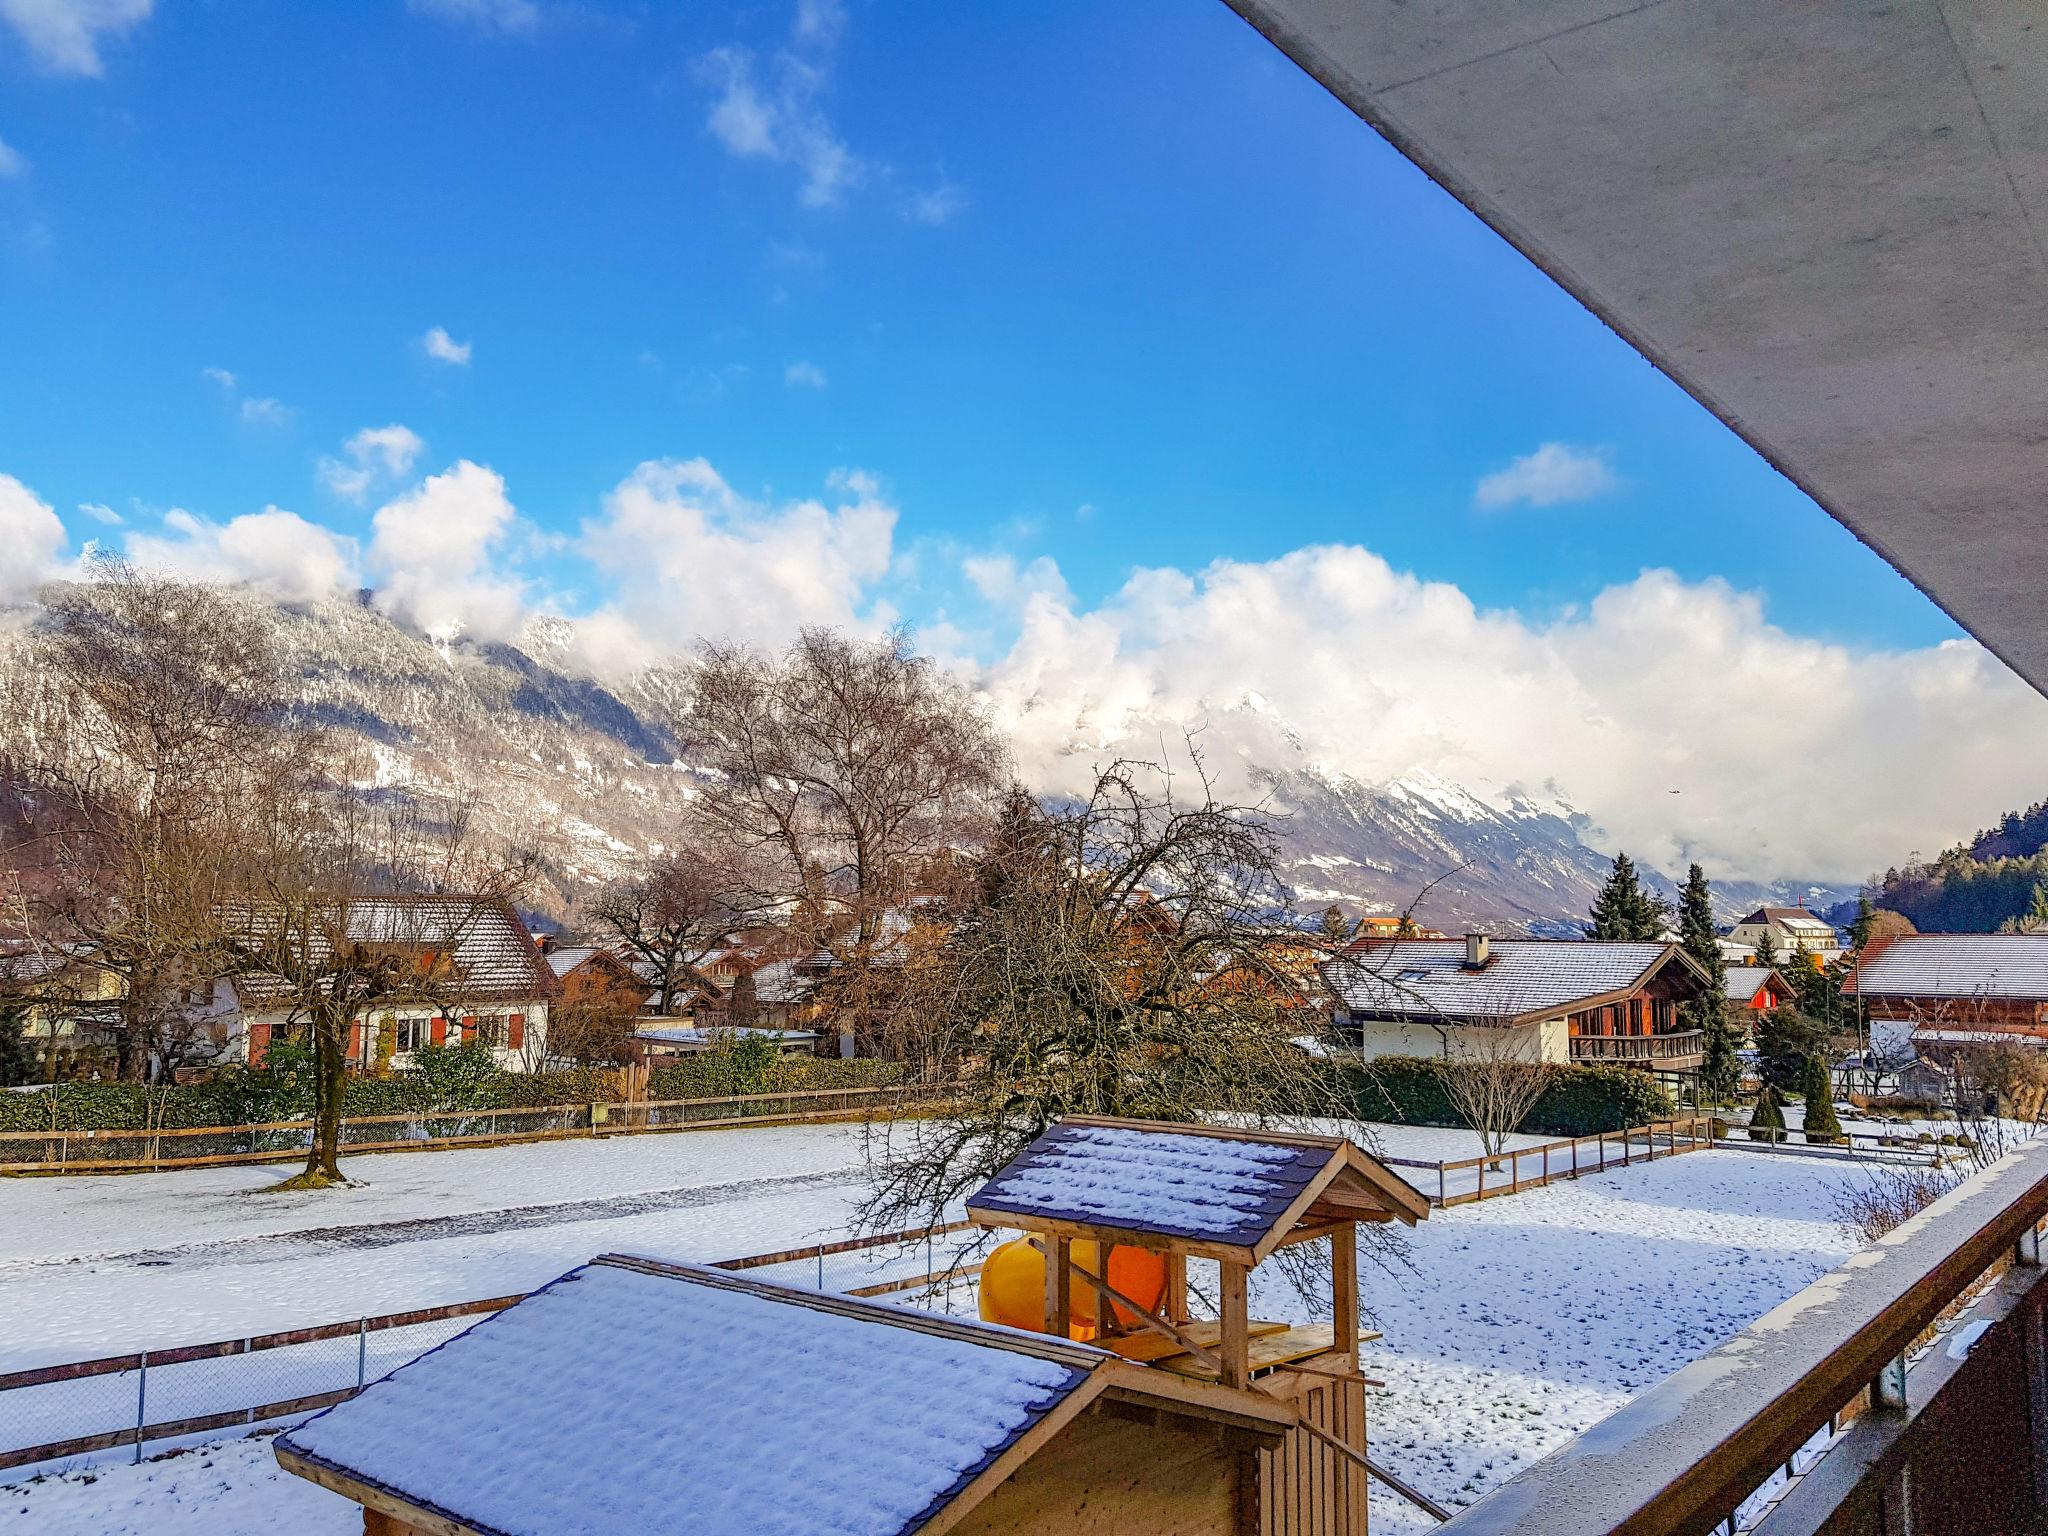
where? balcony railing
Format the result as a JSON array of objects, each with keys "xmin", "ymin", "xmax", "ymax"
[{"xmin": 1569, "ymin": 1029, "xmax": 1705, "ymax": 1063}]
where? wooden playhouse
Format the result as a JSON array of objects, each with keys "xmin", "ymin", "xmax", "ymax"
[{"xmin": 276, "ymin": 1116, "xmax": 1427, "ymax": 1536}]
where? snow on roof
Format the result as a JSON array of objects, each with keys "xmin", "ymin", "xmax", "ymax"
[
  {"xmin": 278, "ymin": 1258, "xmax": 1093, "ymax": 1536},
  {"xmin": 1321, "ymin": 940, "xmax": 1684, "ymax": 1023},
  {"xmin": 968, "ymin": 1119, "xmax": 1338, "ymax": 1251},
  {"xmin": 1913, "ymin": 1027, "xmax": 2048, "ymax": 1046},
  {"xmin": 232, "ymin": 896, "xmax": 556, "ymax": 1010},
  {"xmin": 1738, "ymin": 907, "xmax": 1837, "ymax": 932},
  {"xmin": 1848, "ymin": 934, "xmax": 2048, "ymax": 1001},
  {"xmin": 1724, "ymin": 966, "xmax": 1784, "ymax": 1004},
  {"xmin": 543, "ymin": 945, "xmax": 599, "ymax": 977}
]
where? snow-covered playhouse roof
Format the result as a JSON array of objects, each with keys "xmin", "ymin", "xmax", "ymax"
[
  {"xmin": 274, "ymin": 1253, "xmax": 1295, "ymax": 1536},
  {"xmin": 966, "ymin": 1117, "xmax": 1427, "ymax": 1266}
]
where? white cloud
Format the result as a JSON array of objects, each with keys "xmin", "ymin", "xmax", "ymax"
[
  {"xmin": 320, "ymin": 424, "xmax": 425, "ymax": 502},
  {"xmin": 0, "ymin": 0, "xmax": 151, "ymax": 77},
  {"xmin": 791, "ymin": 0, "xmax": 843, "ymax": 49},
  {"xmin": 1474, "ymin": 442, "xmax": 1618, "ymax": 509},
  {"xmin": 0, "ymin": 474, "xmax": 67, "ymax": 603},
  {"xmin": 699, "ymin": 44, "xmax": 858, "ymax": 209},
  {"xmin": 964, "ymin": 543, "xmax": 2048, "ymax": 885},
  {"xmin": 962, "ymin": 552, "xmax": 1070, "ymax": 611},
  {"xmin": 77, "ymin": 501, "xmax": 120, "ymax": 525},
  {"xmin": 125, "ymin": 507, "xmax": 356, "ymax": 604},
  {"xmin": 571, "ymin": 459, "xmax": 896, "ymax": 674},
  {"xmin": 783, "ymin": 359, "xmax": 827, "ymax": 389},
  {"xmin": 0, "ymin": 135, "xmax": 26, "ymax": 178},
  {"xmin": 202, "ymin": 366, "xmax": 295, "ymax": 429},
  {"xmin": 903, "ymin": 179, "xmax": 965, "ymax": 226},
  {"xmin": 368, "ymin": 460, "xmax": 525, "ymax": 642},
  {"xmin": 406, "ymin": 0, "xmax": 538, "ymax": 34},
  {"xmin": 421, "ymin": 326, "xmax": 472, "ymax": 366}
]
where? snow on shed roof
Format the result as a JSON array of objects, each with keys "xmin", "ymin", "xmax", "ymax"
[
  {"xmin": 1847, "ymin": 933, "xmax": 2048, "ymax": 1001},
  {"xmin": 966, "ymin": 1117, "xmax": 1424, "ymax": 1259},
  {"xmin": 1724, "ymin": 966, "xmax": 1785, "ymax": 1005},
  {"xmin": 1320, "ymin": 939, "xmax": 1693, "ymax": 1024},
  {"xmin": 277, "ymin": 1256, "xmax": 1099, "ymax": 1536}
]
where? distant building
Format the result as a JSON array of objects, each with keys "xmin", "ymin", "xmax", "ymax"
[
  {"xmin": 1319, "ymin": 935, "xmax": 1713, "ymax": 1073},
  {"xmin": 1728, "ymin": 907, "xmax": 1843, "ymax": 967},
  {"xmin": 1724, "ymin": 964, "xmax": 1795, "ymax": 1015},
  {"xmin": 220, "ymin": 895, "xmax": 558, "ymax": 1073},
  {"xmin": 542, "ymin": 943, "xmax": 655, "ymax": 1015},
  {"xmin": 1844, "ymin": 933, "xmax": 2048, "ymax": 1060}
]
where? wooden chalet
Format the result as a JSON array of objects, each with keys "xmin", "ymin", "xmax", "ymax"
[
  {"xmin": 280, "ymin": 1116, "xmax": 1428, "ymax": 1536},
  {"xmin": 1844, "ymin": 933, "xmax": 2048, "ymax": 1060},
  {"xmin": 1319, "ymin": 935, "xmax": 1714, "ymax": 1073}
]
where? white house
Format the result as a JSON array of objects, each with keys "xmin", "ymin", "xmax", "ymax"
[
  {"xmin": 1727, "ymin": 907, "xmax": 1843, "ymax": 966},
  {"xmin": 219, "ymin": 895, "xmax": 558, "ymax": 1073}
]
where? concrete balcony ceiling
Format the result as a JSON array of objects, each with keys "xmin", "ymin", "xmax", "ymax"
[{"xmin": 1223, "ymin": 0, "xmax": 2048, "ymax": 697}]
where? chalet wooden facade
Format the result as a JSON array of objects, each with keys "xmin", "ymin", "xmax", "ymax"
[
  {"xmin": 1844, "ymin": 933, "xmax": 2048, "ymax": 1060},
  {"xmin": 1319, "ymin": 935, "xmax": 1714, "ymax": 1073}
]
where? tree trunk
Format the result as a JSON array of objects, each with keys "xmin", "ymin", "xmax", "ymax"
[{"xmin": 272, "ymin": 1009, "xmax": 348, "ymax": 1190}]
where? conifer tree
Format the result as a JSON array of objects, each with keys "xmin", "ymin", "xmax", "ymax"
[
  {"xmin": 1587, "ymin": 852, "xmax": 1667, "ymax": 940},
  {"xmin": 1848, "ymin": 895, "xmax": 1877, "ymax": 951},
  {"xmin": 1318, "ymin": 905, "xmax": 1350, "ymax": 942},
  {"xmin": 1678, "ymin": 863, "xmax": 1739, "ymax": 1103},
  {"xmin": 0, "ymin": 1004, "xmax": 33, "ymax": 1088},
  {"xmin": 1802, "ymin": 1053, "xmax": 1844, "ymax": 1144},
  {"xmin": 1752, "ymin": 927, "xmax": 1780, "ymax": 969},
  {"xmin": 1748, "ymin": 1082, "xmax": 1785, "ymax": 1143}
]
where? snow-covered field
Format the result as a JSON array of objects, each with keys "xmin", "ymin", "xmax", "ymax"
[{"xmin": 2, "ymin": 1125, "xmax": 1858, "ymax": 1533}]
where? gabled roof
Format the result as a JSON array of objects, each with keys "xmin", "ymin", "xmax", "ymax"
[
  {"xmin": 1724, "ymin": 965, "xmax": 1789, "ymax": 1005},
  {"xmin": 1320, "ymin": 939, "xmax": 1706, "ymax": 1026},
  {"xmin": 276, "ymin": 1254, "xmax": 1292, "ymax": 1536},
  {"xmin": 966, "ymin": 1116, "xmax": 1427, "ymax": 1265},
  {"xmin": 1845, "ymin": 933, "xmax": 2048, "ymax": 1002},
  {"xmin": 1737, "ymin": 907, "xmax": 1837, "ymax": 932},
  {"xmin": 232, "ymin": 895, "xmax": 557, "ymax": 1011}
]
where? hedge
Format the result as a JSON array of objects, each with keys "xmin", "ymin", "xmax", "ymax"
[
  {"xmin": 0, "ymin": 1051, "xmax": 907, "ymax": 1134},
  {"xmin": 1339, "ymin": 1056, "xmax": 1676, "ymax": 1137}
]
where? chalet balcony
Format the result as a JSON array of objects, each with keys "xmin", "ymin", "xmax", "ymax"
[{"xmin": 1568, "ymin": 1029, "xmax": 1704, "ymax": 1068}]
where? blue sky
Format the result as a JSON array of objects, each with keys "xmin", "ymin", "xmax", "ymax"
[
  {"xmin": 5, "ymin": 0, "xmax": 2045, "ymax": 882},
  {"xmin": 0, "ymin": 0, "xmax": 1956, "ymax": 647}
]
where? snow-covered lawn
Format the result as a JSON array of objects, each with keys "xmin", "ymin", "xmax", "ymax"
[{"xmin": 2, "ymin": 1127, "xmax": 1859, "ymax": 1533}]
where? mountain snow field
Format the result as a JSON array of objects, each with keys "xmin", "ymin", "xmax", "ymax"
[{"xmin": 1, "ymin": 1128, "xmax": 1858, "ymax": 1533}]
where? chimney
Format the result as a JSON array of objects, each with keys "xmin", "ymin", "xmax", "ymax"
[
  {"xmin": 536, "ymin": 933, "xmax": 556, "ymax": 955},
  {"xmin": 1463, "ymin": 932, "xmax": 1490, "ymax": 969}
]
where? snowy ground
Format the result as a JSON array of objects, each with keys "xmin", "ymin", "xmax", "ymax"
[{"xmin": 2, "ymin": 1126, "xmax": 1859, "ymax": 1532}]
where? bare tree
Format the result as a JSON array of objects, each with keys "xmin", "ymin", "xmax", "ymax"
[
  {"xmin": 858, "ymin": 762, "xmax": 1385, "ymax": 1261},
  {"xmin": 1, "ymin": 560, "xmax": 307, "ymax": 1079},
  {"xmin": 684, "ymin": 628, "xmax": 1007, "ymax": 1010},
  {"xmin": 584, "ymin": 848, "xmax": 775, "ymax": 1016},
  {"xmin": 1437, "ymin": 1020, "xmax": 1555, "ymax": 1170}
]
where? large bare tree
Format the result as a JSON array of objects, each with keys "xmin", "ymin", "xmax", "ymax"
[
  {"xmin": 2, "ymin": 560, "xmax": 307, "ymax": 1079},
  {"xmin": 683, "ymin": 629, "xmax": 1007, "ymax": 1017},
  {"xmin": 858, "ymin": 762, "xmax": 1366, "ymax": 1242},
  {"xmin": 584, "ymin": 847, "xmax": 776, "ymax": 1016}
]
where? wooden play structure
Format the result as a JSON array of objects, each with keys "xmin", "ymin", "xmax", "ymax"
[{"xmin": 274, "ymin": 1115, "xmax": 1429, "ymax": 1536}]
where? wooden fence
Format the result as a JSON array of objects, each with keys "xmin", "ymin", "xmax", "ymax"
[
  {"xmin": 0, "ymin": 1084, "xmax": 932, "ymax": 1175},
  {"xmin": 0, "ymin": 1219, "xmax": 977, "ymax": 1475},
  {"xmin": 1377, "ymin": 1116, "xmax": 1711, "ymax": 1207}
]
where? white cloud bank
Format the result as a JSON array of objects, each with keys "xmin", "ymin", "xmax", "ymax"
[
  {"xmin": 0, "ymin": 0, "xmax": 150, "ymax": 77},
  {"xmin": 1475, "ymin": 442, "xmax": 1617, "ymax": 508},
  {"xmin": 0, "ymin": 475, "xmax": 67, "ymax": 603},
  {"xmin": 369, "ymin": 459, "xmax": 524, "ymax": 642},
  {"xmin": 320, "ymin": 424, "xmax": 424, "ymax": 502},
  {"xmin": 965, "ymin": 543, "xmax": 2048, "ymax": 885},
  {"xmin": 126, "ymin": 507, "xmax": 356, "ymax": 605}
]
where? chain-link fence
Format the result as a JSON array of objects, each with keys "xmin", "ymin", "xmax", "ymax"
[{"xmin": 0, "ymin": 1219, "xmax": 984, "ymax": 1482}]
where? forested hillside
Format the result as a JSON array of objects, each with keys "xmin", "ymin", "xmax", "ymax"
[{"xmin": 1867, "ymin": 796, "xmax": 2048, "ymax": 932}]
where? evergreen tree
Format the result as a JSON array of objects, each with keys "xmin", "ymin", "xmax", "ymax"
[
  {"xmin": 1317, "ymin": 905, "xmax": 1350, "ymax": 942},
  {"xmin": 1754, "ymin": 1005, "xmax": 1829, "ymax": 1094},
  {"xmin": 1848, "ymin": 895, "xmax": 1878, "ymax": 951},
  {"xmin": 1587, "ymin": 852, "xmax": 1667, "ymax": 941},
  {"xmin": 1801, "ymin": 1053, "xmax": 1844, "ymax": 1144},
  {"xmin": 726, "ymin": 967, "xmax": 761, "ymax": 1030},
  {"xmin": 1752, "ymin": 928, "xmax": 1780, "ymax": 969},
  {"xmin": 0, "ymin": 1004, "xmax": 32, "ymax": 1088},
  {"xmin": 1677, "ymin": 863, "xmax": 1739, "ymax": 1103},
  {"xmin": 1748, "ymin": 1082, "xmax": 1786, "ymax": 1143}
]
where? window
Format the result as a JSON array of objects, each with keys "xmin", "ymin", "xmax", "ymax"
[
  {"xmin": 1398, "ymin": 968, "xmax": 1430, "ymax": 982},
  {"xmin": 473, "ymin": 1015, "xmax": 507, "ymax": 1047},
  {"xmin": 395, "ymin": 1016, "xmax": 432, "ymax": 1054}
]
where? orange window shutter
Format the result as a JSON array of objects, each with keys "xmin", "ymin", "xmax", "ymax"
[
  {"xmin": 348, "ymin": 1021, "xmax": 363, "ymax": 1061},
  {"xmin": 248, "ymin": 1021, "xmax": 271, "ymax": 1066},
  {"xmin": 508, "ymin": 1013, "xmax": 525, "ymax": 1049},
  {"xmin": 431, "ymin": 1015, "xmax": 447, "ymax": 1046},
  {"xmin": 460, "ymin": 1014, "xmax": 477, "ymax": 1041}
]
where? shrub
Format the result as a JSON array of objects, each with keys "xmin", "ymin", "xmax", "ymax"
[
  {"xmin": 1339, "ymin": 1056, "xmax": 1673, "ymax": 1137},
  {"xmin": 1833, "ymin": 1164, "xmax": 1957, "ymax": 1242},
  {"xmin": 1749, "ymin": 1084, "xmax": 1786, "ymax": 1143},
  {"xmin": 1802, "ymin": 1055, "xmax": 1846, "ymax": 1145}
]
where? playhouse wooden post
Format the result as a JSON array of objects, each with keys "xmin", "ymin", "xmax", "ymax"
[
  {"xmin": 1331, "ymin": 1223, "xmax": 1359, "ymax": 1372},
  {"xmin": 1165, "ymin": 1251, "xmax": 1189, "ymax": 1324},
  {"xmin": 1220, "ymin": 1260, "xmax": 1251, "ymax": 1389},
  {"xmin": 1044, "ymin": 1235, "xmax": 1072, "ymax": 1338}
]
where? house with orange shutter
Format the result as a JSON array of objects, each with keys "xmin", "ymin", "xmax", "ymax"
[{"xmin": 220, "ymin": 895, "xmax": 559, "ymax": 1073}]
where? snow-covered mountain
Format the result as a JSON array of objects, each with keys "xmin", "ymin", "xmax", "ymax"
[{"xmin": 2, "ymin": 592, "xmax": 1854, "ymax": 930}]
